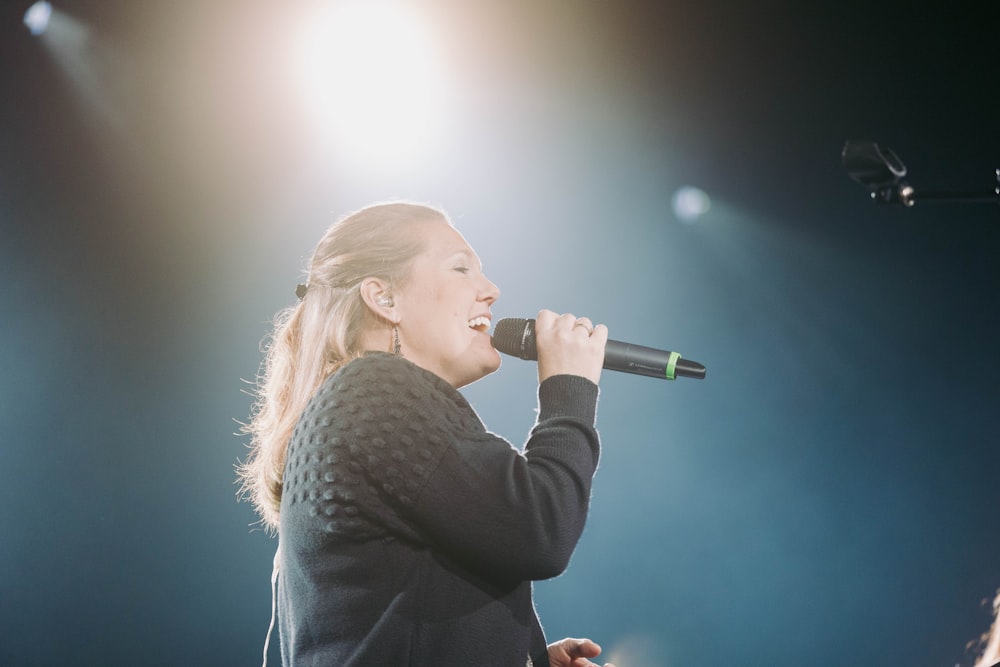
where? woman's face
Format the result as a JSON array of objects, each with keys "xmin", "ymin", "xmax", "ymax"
[{"xmin": 393, "ymin": 219, "xmax": 501, "ymax": 387}]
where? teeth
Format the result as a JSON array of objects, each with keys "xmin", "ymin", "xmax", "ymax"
[{"xmin": 467, "ymin": 316, "xmax": 490, "ymax": 331}]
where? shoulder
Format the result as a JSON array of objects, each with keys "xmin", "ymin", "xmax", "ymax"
[
  {"xmin": 332, "ymin": 352, "xmax": 447, "ymax": 393},
  {"xmin": 306, "ymin": 353, "xmax": 477, "ymax": 430}
]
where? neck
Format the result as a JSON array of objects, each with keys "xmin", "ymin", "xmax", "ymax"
[{"xmin": 357, "ymin": 325, "xmax": 396, "ymax": 356}]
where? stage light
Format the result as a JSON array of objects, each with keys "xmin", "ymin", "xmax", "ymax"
[
  {"xmin": 293, "ymin": 0, "xmax": 448, "ymax": 165},
  {"xmin": 672, "ymin": 186, "xmax": 711, "ymax": 223},
  {"xmin": 23, "ymin": 1, "xmax": 52, "ymax": 36},
  {"xmin": 842, "ymin": 140, "xmax": 1000, "ymax": 207}
]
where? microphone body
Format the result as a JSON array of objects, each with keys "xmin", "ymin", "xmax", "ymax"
[{"xmin": 492, "ymin": 317, "xmax": 706, "ymax": 381}]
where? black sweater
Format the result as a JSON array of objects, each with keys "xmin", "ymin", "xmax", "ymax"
[{"xmin": 277, "ymin": 352, "xmax": 601, "ymax": 666}]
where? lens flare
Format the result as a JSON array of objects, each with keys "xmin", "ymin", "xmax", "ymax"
[
  {"xmin": 23, "ymin": 1, "xmax": 53, "ymax": 36},
  {"xmin": 671, "ymin": 186, "xmax": 711, "ymax": 223}
]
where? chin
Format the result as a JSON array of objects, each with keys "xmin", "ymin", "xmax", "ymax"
[
  {"xmin": 484, "ymin": 349, "xmax": 502, "ymax": 373},
  {"xmin": 455, "ymin": 354, "xmax": 501, "ymax": 388}
]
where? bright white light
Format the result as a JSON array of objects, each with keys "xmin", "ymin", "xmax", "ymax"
[
  {"xmin": 672, "ymin": 186, "xmax": 711, "ymax": 223},
  {"xmin": 24, "ymin": 1, "xmax": 52, "ymax": 36},
  {"xmin": 293, "ymin": 1, "xmax": 448, "ymax": 165}
]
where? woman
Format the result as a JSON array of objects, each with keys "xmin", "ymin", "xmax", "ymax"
[{"xmin": 240, "ymin": 202, "xmax": 615, "ymax": 666}]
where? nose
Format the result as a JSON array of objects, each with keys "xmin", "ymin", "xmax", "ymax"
[{"xmin": 480, "ymin": 273, "xmax": 500, "ymax": 304}]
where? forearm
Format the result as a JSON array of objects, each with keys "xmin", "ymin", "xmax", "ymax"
[{"xmin": 412, "ymin": 375, "xmax": 600, "ymax": 581}]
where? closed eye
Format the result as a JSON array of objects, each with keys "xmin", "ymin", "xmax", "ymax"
[{"xmin": 454, "ymin": 266, "xmax": 470, "ymax": 274}]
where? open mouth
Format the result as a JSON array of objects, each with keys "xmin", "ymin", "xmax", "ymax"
[{"xmin": 468, "ymin": 316, "xmax": 491, "ymax": 333}]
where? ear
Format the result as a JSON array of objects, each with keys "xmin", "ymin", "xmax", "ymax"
[{"xmin": 359, "ymin": 277, "xmax": 398, "ymax": 323}]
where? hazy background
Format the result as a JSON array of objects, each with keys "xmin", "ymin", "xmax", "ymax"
[{"xmin": 2, "ymin": 1, "xmax": 998, "ymax": 665}]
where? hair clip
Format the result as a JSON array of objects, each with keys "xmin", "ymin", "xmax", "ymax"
[{"xmin": 295, "ymin": 283, "xmax": 308, "ymax": 300}]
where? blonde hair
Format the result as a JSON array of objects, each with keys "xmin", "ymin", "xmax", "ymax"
[
  {"xmin": 973, "ymin": 590, "xmax": 1000, "ymax": 667},
  {"xmin": 238, "ymin": 202, "xmax": 448, "ymax": 530}
]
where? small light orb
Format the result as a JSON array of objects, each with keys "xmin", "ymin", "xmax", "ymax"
[
  {"xmin": 24, "ymin": 1, "xmax": 52, "ymax": 36},
  {"xmin": 672, "ymin": 185, "xmax": 711, "ymax": 223}
]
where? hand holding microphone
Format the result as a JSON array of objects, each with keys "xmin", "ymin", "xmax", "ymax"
[
  {"xmin": 531, "ymin": 310, "xmax": 609, "ymax": 384},
  {"xmin": 493, "ymin": 315, "xmax": 707, "ymax": 381}
]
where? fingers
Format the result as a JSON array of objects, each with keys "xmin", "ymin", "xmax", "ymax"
[
  {"xmin": 534, "ymin": 310, "xmax": 607, "ymax": 384},
  {"xmin": 567, "ymin": 639, "xmax": 615, "ymax": 667},
  {"xmin": 536, "ymin": 311, "xmax": 608, "ymax": 339},
  {"xmin": 572, "ymin": 316, "xmax": 594, "ymax": 336},
  {"xmin": 538, "ymin": 311, "xmax": 602, "ymax": 338},
  {"xmin": 547, "ymin": 637, "xmax": 615, "ymax": 667},
  {"xmin": 566, "ymin": 638, "xmax": 601, "ymax": 658}
]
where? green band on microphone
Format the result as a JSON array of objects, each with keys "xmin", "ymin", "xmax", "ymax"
[{"xmin": 666, "ymin": 351, "xmax": 681, "ymax": 380}]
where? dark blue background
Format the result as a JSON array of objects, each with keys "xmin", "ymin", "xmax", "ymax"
[{"xmin": 2, "ymin": 2, "xmax": 998, "ymax": 665}]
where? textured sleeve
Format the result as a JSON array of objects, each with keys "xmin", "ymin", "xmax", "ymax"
[
  {"xmin": 287, "ymin": 354, "xmax": 601, "ymax": 582},
  {"xmin": 414, "ymin": 372, "xmax": 600, "ymax": 583}
]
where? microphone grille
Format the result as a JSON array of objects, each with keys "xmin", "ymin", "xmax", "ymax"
[{"xmin": 491, "ymin": 318, "xmax": 537, "ymax": 360}]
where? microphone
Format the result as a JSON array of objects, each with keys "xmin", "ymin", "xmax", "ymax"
[{"xmin": 492, "ymin": 317, "xmax": 706, "ymax": 381}]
